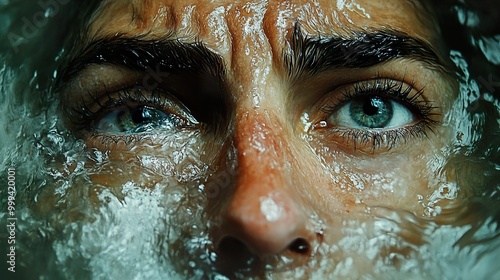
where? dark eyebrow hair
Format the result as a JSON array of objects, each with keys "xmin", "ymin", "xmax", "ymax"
[
  {"xmin": 285, "ymin": 24, "xmax": 446, "ymax": 79},
  {"xmin": 60, "ymin": 27, "xmax": 444, "ymax": 86},
  {"xmin": 59, "ymin": 36, "xmax": 225, "ymax": 84}
]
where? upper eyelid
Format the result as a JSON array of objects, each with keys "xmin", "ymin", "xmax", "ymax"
[
  {"xmin": 62, "ymin": 65, "xmax": 230, "ymax": 134},
  {"xmin": 319, "ymin": 78, "xmax": 430, "ymax": 114},
  {"xmin": 68, "ymin": 87, "xmax": 196, "ymax": 130},
  {"xmin": 58, "ymin": 65, "xmax": 144, "ymax": 106},
  {"xmin": 341, "ymin": 80, "xmax": 421, "ymax": 106},
  {"xmin": 73, "ymin": 86, "xmax": 160, "ymax": 116}
]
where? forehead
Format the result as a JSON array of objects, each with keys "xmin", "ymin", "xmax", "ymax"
[{"xmin": 87, "ymin": 0, "xmax": 439, "ymax": 48}]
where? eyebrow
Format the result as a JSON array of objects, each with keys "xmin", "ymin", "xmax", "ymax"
[
  {"xmin": 59, "ymin": 36, "xmax": 225, "ymax": 84},
  {"xmin": 60, "ymin": 27, "xmax": 445, "ymax": 85},
  {"xmin": 285, "ymin": 24, "xmax": 446, "ymax": 79}
]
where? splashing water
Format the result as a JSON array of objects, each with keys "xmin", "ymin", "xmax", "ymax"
[{"xmin": 1, "ymin": 1, "xmax": 500, "ymax": 279}]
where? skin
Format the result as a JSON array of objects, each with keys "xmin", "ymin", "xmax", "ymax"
[{"xmin": 49, "ymin": 0, "xmax": 460, "ymax": 277}]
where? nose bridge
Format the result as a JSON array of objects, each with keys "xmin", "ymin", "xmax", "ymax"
[
  {"xmin": 217, "ymin": 110, "xmax": 313, "ymax": 256},
  {"xmin": 224, "ymin": 2, "xmax": 280, "ymax": 105},
  {"xmin": 210, "ymin": 2, "xmax": 318, "ymax": 259},
  {"xmin": 224, "ymin": 3, "xmax": 288, "ymax": 197},
  {"xmin": 233, "ymin": 111, "xmax": 288, "ymax": 201}
]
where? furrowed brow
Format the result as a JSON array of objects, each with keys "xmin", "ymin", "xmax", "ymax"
[
  {"xmin": 59, "ymin": 36, "xmax": 225, "ymax": 84},
  {"xmin": 286, "ymin": 24, "xmax": 446, "ymax": 79}
]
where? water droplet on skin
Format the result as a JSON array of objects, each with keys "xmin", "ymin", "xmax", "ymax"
[
  {"xmin": 260, "ymin": 195, "xmax": 284, "ymax": 222},
  {"xmin": 301, "ymin": 113, "xmax": 312, "ymax": 132},
  {"xmin": 2, "ymin": 2, "xmax": 500, "ymax": 279}
]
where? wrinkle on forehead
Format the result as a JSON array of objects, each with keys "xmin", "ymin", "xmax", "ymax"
[
  {"xmin": 88, "ymin": 0, "xmax": 435, "ymax": 38},
  {"xmin": 85, "ymin": 0, "xmax": 442, "ymax": 65},
  {"xmin": 88, "ymin": 1, "xmax": 199, "ymax": 42}
]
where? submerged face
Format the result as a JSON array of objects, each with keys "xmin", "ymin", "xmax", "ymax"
[{"xmin": 47, "ymin": 0, "xmax": 460, "ymax": 277}]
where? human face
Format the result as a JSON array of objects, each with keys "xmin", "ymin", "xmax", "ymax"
[{"xmin": 54, "ymin": 0, "xmax": 458, "ymax": 277}]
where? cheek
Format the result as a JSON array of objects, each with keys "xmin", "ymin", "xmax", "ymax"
[
  {"xmin": 88, "ymin": 148, "xmax": 205, "ymax": 190},
  {"xmin": 308, "ymin": 146, "xmax": 439, "ymax": 214},
  {"xmin": 36, "ymin": 136, "xmax": 211, "ymax": 218},
  {"xmin": 349, "ymin": 166, "xmax": 428, "ymax": 211}
]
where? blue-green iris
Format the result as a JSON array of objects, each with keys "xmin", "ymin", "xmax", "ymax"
[
  {"xmin": 119, "ymin": 106, "xmax": 172, "ymax": 133},
  {"xmin": 349, "ymin": 97, "xmax": 393, "ymax": 128}
]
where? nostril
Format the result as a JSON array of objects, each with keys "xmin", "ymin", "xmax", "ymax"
[
  {"xmin": 218, "ymin": 236, "xmax": 248, "ymax": 255},
  {"xmin": 216, "ymin": 236, "xmax": 258, "ymax": 268},
  {"xmin": 218, "ymin": 236, "xmax": 311, "ymax": 256},
  {"xmin": 288, "ymin": 238, "xmax": 310, "ymax": 255}
]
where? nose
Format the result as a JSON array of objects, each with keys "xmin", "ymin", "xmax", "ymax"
[
  {"xmin": 217, "ymin": 191, "xmax": 314, "ymax": 256},
  {"xmin": 214, "ymin": 112, "xmax": 317, "ymax": 258}
]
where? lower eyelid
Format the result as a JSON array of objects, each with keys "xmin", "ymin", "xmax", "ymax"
[{"xmin": 313, "ymin": 124, "xmax": 432, "ymax": 152}]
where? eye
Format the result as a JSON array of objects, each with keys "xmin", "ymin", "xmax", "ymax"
[
  {"xmin": 313, "ymin": 78, "xmax": 438, "ymax": 150},
  {"xmin": 329, "ymin": 96, "xmax": 415, "ymax": 129},
  {"xmin": 94, "ymin": 105, "xmax": 186, "ymax": 133},
  {"xmin": 70, "ymin": 88, "xmax": 199, "ymax": 136}
]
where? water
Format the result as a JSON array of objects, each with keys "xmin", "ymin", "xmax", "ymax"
[{"xmin": 1, "ymin": 1, "xmax": 500, "ymax": 279}]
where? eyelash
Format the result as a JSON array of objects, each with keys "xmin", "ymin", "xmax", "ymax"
[
  {"xmin": 70, "ymin": 86, "xmax": 176, "ymax": 131},
  {"xmin": 69, "ymin": 78, "xmax": 438, "ymax": 149},
  {"xmin": 319, "ymin": 78, "xmax": 439, "ymax": 150}
]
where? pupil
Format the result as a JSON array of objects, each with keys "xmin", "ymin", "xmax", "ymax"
[
  {"xmin": 349, "ymin": 96, "xmax": 393, "ymax": 128},
  {"xmin": 131, "ymin": 107, "xmax": 153, "ymax": 124},
  {"xmin": 363, "ymin": 99, "xmax": 380, "ymax": 116}
]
